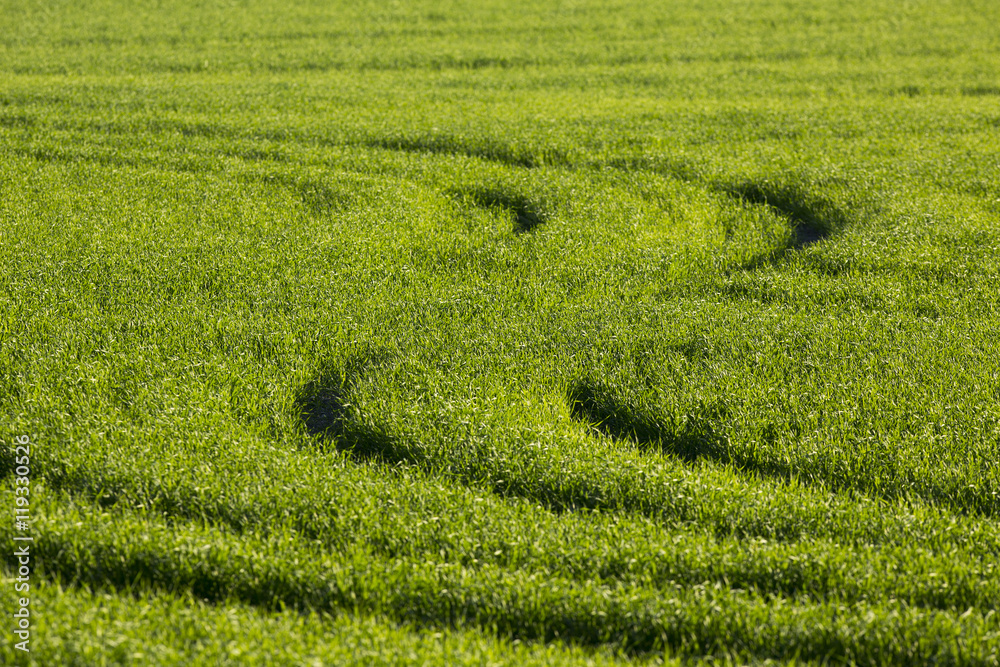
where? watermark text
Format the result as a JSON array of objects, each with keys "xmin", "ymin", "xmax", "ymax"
[{"xmin": 11, "ymin": 434, "xmax": 32, "ymax": 653}]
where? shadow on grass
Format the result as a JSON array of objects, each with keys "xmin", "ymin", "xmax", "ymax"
[
  {"xmin": 294, "ymin": 178, "xmax": 357, "ymax": 217},
  {"xmin": 296, "ymin": 362, "xmax": 642, "ymax": 515},
  {"xmin": 567, "ymin": 378, "xmax": 1000, "ymax": 518},
  {"xmin": 297, "ymin": 363, "xmax": 805, "ymax": 504},
  {"xmin": 0, "ymin": 446, "xmax": 14, "ymax": 480},
  {"xmin": 567, "ymin": 381, "xmax": 727, "ymax": 463},
  {"xmin": 297, "ymin": 360, "xmax": 1000, "ymax": 520},
  {"xmin": 567, "ymin": 380, "xmax": 804, "ymax": 486},
  {"xmin": 295, "ymin": 356, "xmax": 404, "ymax": 464},
  {"xmin": 295, "ymin": 361, "xmax": 603, "ymax": 513},
  {"xmin": 255, "ymin": 174, "xmax": 357, "ymax": 217},
  {"xmin": 721, "ymin": 181, "xmax": 847, "ymax": 268},
  {"xmin": 456, "ymin": 186, "xmax": 546, "ymax": 234}
]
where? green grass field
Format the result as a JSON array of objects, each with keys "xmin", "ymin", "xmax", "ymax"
[{"xmin": 2, "ymin": 0, "xmax": 1000, "ymax": 664}]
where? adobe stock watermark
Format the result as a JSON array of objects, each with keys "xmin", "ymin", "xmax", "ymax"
[{"xmin": 11, "ymin": 434, "xmax": 32, "ymax": 653}]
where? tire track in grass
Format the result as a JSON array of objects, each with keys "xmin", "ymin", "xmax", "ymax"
[
  {"xmin": 0, "ymin": 107, "xmax": 859, "ymax": 254},
  {"xmin": 17, "ymin": 260, "xmax": 1000, "ymax": 658},
  {"xmin": 294, "ymin": 290, "xmax": 1000, "ymax": 523},
  {"xmin": 451, "ymin": 186, "xmax": 547, "ymax": 235},
  {"xmin": 566, "ymin": 375, "xmax": 1000, "ymax": 519},
  {"xmin": 722, "ymin": 180, "xmax": 843, "ymax": 254},
  {"xmin": 348, "ymin": 131, "xmax": 853, "ymax": 270},
  {"xmin": 351, "ymin": 132, "xmax": 852, "ymax": 269},
  {"xmin": 4, "ymin": 111, "xmax": 846, "ymax": 272},
  {"xmin": 567, "ymin": 379, "xmax": 730, "ymax": 464},
  {"xmin": 8, "ymin": 493, "xmax": 1000, "ymax": 664},
  {"xmin": 291, "ymin": 355, "xmax": 1000, "ymax": 550},
  {"xmin": 0, "ymin": 582, "xmax": 639, "ymax": 667},
  {"xmin": 4, "ymin": 111, "xmax": 851, "ymax": 264},
  {"xmin": 20, "ymin": 115, "xmax": 981, "ymax": 659},
  {"xmin": 28, "ymin": 423, "xmax": 1000, "ymax": 616}
]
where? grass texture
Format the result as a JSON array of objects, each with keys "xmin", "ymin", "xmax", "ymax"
[{"xmin": 2, "ymin": 0, "xmax": 1000, "ymax": 664}]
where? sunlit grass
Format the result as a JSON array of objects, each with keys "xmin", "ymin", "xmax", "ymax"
[{"xmin": 2, "ymin": 0, "xmax": 1000, "ymax": 664}]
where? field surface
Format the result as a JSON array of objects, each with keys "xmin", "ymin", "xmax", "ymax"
[{"xmin": 2, "ymin": 0, "xmax": 1000, "ymax": 664}]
